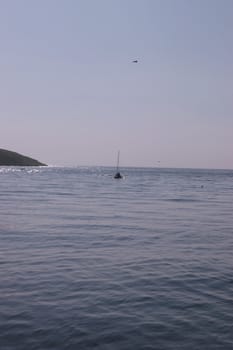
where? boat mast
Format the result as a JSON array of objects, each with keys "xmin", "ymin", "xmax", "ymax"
[
  {"xmin": 114, "ymin": 150, "xmax": 122, "ymax": 179},
  {"xmin": 116, "ymin": 150, "xmax": 120, "ymax": 172}
]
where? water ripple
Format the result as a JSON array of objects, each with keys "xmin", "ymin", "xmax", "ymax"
[{"xmin": 0, "ymin": 167, "xmax": 233, "ymax": 349}]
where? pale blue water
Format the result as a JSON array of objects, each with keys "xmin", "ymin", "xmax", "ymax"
[{"xmin": 0, "ymin": 166, "xmax": 233, "ymax": 349}]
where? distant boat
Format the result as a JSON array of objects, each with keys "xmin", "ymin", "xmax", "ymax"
[{"xmin": 114, "ymin": 151, "xmax": 122, "ymax": 179}]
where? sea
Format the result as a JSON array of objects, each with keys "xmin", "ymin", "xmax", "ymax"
[{"xmin": 0, "ymin": 166, "xmax": 233, "ymax": 350}]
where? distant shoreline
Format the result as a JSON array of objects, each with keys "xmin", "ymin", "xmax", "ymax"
[{"xmin": 0, "ymin": 149, "xmax": 47, "ymax": 166}]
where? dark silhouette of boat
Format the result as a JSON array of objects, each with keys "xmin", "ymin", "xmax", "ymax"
[
  {"xmin": 114, "ymin": 171, "xmax": 122, "ymax": 179},
  {"xmin": 114, "ymin": 151, "xmax": 122, "ymax": 179}
]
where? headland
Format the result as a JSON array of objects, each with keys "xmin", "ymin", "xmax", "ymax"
[{"xmin": 0, "ymin": 149, "xmax": 47, "ymax": 166}]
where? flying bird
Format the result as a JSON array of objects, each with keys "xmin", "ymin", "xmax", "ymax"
[{"xmin": 132, "ymin": 60, "xmax": 138, "ymax": 63}]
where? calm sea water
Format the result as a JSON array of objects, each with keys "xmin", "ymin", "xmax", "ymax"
[{"xmin": 0, "ymin": 166, "xmax": 233, "ymax": 350}]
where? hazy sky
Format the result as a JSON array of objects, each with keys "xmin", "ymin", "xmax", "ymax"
[{"xmin": 1, "ymin": 0, "xmax": 233, "ymax": 168}]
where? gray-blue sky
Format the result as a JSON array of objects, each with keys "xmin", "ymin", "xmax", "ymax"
[{"xmin": 1, "ymin": 0, "xmax": 233, "ymax": 168}]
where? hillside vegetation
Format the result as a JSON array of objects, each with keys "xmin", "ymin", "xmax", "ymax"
[{"xmin": 0, "ymin": 149, "xmax": 46, "ymax": 166}]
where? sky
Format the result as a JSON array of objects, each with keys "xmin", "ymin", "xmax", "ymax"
[{"xmin": 1, "ymin": 0, "xmax": 233, "ymax": 168}]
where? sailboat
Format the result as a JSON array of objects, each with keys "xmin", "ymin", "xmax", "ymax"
[{"xmin": 114, "ymin": 151, "xmax": 122, "ymax": 179}]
